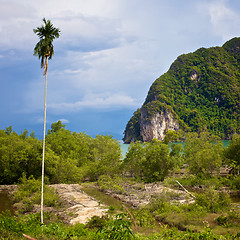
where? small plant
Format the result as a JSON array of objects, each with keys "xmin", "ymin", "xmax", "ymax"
[
  {"xmin": 135, "ymin": 210, "xmax": 156, "ymax": 227},
  {"xmin": 85, "ymin": 215, "xmax": 108, "ymax": 229},
  {"xmin": 96, "ymin": 213, "xmax": 134, "ymax": 240},
  {"xmin": 107, "ymin": 205, "xmax": 116, "ymax": 213},
  {"xmin": 13, "ymin": 175, "xmax": 63, "ymax": 214},
  {"xmin": 215, "ymin": 215, "xmax": 231, "ymax": 227}
]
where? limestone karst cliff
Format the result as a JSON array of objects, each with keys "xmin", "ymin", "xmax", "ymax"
[
  {"xmin": 123, "ymin": 37, "xmax": 240, "ymax": 143},
  {"xmin": 139, "ymin": 108, "xmax": 179, "ymax": 142}
]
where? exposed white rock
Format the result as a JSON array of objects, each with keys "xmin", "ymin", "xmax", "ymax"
[
  {"xmin": 190, "ymin": 73, "xmax": 198, "ymax": 80},
  {"xmin": 140, "ymin": 108, "xmax": 179, "ymax": 141},
  {"xmin": 50, "ymin": 184, "xmax": 107, "ymax": 225}
]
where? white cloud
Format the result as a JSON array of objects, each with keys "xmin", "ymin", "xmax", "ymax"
[
  {"xmin": 0, "ymin": 0, "xmax": 123, "ymax": 51},
  {"xmin": 198, "ymin": 0, "xmax": 240, "ymax": 41},
  {"xmin": 33, "ymin": 116, "xmax": 69, "ymax": 125},
  {"xmin": 58, "ymin": 118, "xmax": 70, "ymax": 124},
  {"xmin": 48, "ymin": 92, "xmax": 140, "ymax": 114}
]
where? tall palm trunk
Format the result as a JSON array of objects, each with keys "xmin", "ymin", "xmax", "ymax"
[{"xmin": 41, "ymin": 57, "xmax": 48, "ymax": 224}]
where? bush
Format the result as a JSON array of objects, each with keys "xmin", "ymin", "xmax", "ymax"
[
  {"xmin": 85, "ymin": 215, "xmax": 109, "ymax": 229},
  {"xmin": 98, "ymin": 175, "xmax": 125, "ymax": 194},
  {"xmin": 96, "ymin": 213, "xmax": 134, "ymax": 240},
  {"xmin": 13, "ymin": 175, "xmax": 63, "ymax": 214},
  {"xmin": 195, "ymin": 188, "xmax": 231, "ymax": 213}
]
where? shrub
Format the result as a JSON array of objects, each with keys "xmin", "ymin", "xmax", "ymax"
[
  {"xmin": 85, "ymin": 215, "xmax": 109, "ymax": 229},
  {"xmin": 13, "ymin": 175, "xmax": 63, "ymax": 213},
  {"xmin": 96, "ymin": 213, "xmax": 134, "ymax": 240},
  {"xmin": 195, "ymin": 188, "xmax": 231, "ymax": 213},
  {"xmin": 97, "ymin": 175, "xmax": 125, "ymax": 194}
]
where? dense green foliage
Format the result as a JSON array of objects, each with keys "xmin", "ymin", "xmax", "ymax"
[
  {"xmin": 1, "ymin": 122, "xmax": 240, "ymax": 185},
  {"xmin": 1, "ymin": 210, "xmax": 240, "ymax": 239},
  {"xmin": 123, "ymin": 139, "xmax": 174, "ymax": 182},
  {"xmin": 184, "ymin": 132, "xmax": 223, "ymax": 176},
  {"xmin": 124, "ymin": 37, "xmax": 240, "ymax": 142},
  {"xmin": 224, "ymin": 134, "xmax": 240, "ymax": 174},
  {"xmin": 0, "ymin": 122, "xmax": 122, "ymax": 185},
  {"xmin": 0, "ymin": 128, "xmax": 42, "ymax": 184}
]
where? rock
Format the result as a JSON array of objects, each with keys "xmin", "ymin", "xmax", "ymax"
[
  {"xmin": 123, "ymin": 104, "xmax": 179, "ymax": 143},
  {"xmin": 140, "ymin": 107, "xmax": 179, "ymax": 142},
  {"xmin": 50, "ymin": 184, "xmax": 107, "ymax": 224}
]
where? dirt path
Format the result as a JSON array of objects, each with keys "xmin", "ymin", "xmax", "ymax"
[{"xmin": 50, "ymin": 184, "xmax": 107, "ymax": 224}]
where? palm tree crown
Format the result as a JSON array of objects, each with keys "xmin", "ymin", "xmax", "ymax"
[{"xmin": 33, "ymin": 18, "xmax": 60, "ymax": 75}]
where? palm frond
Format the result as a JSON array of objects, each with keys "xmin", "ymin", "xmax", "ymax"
[{"xmin": 33, "ymin": 18, "xmax": 60, "ymax": 74}]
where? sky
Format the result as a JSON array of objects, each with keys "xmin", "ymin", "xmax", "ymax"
[{"xmin": 0, "ymin": 0, "xmax": 240, "ymax": 139}]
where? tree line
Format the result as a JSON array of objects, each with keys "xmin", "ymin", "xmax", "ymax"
[
  {"xmin": 0, "ymin": 121, "xmax": 121, "ymax": 184},
  {"xmin": 0, "ymin": 122, "xmax": 239, "ymax": 185}
]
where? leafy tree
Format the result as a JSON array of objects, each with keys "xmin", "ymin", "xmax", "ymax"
[
  {"xmin": 47, "ymin": 125, "xmax": 91, "ymax": 162},
  {"xmin": 142, "ymin": 139, "xmax": 173, "ymax": 182},
  {"xmin": 5, "ymin": 126, "xmax": 12, "ymax": 135},
  {"xmin": 169, "ymin": 143, "xmax": 184, "ymax": 170},
  {"xmin": 86, "ymin": 135, "xmax": 122, "ymax": 181},
  {"xmin": 46, "ymin": 124, "xmax": 91, "ymax": 183},
  {"xmin": 47, "ymin": 120, "xmax": 66, "ymax": 134},
  {"xmin": 163, "ymin": 130, "xmax": 180, "ymax": 144},
  {"xmin": 123, "ymin": 141, "xmax": 145, "ymax": 178},
  {"xmin": 33, "ymin": 18, "xmax": 60, "ymax": 223},
  {"xmin": 0, "ymin": 130, "xmax": 42, "ymax": 184},
  {"xmin": 224, "ymin": 134, "xmax": 240, "ymax": 174},
  {"xmin": 184, "ymin": 132, "xmax": 223, "ymax": 176},
  {"xmin": 124, "ymin": 140, "xmax": 173, "ymax": 182}
]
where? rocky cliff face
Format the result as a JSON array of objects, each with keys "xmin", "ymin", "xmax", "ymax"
[
  {"xmin": 123, "ymin": 37, "xmax": 240, "ymax": 143},
  {"xmin": 123, "ymin": 105, "xmax": 179, "ymax": 143},
  {"xmin": 140, "ymin": 107, "xmax": 179, "ymax": 142}
]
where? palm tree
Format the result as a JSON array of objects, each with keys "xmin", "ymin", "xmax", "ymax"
[{"xmin": 33, "ymin": 18, "xmax": 60, "ymax": 224}]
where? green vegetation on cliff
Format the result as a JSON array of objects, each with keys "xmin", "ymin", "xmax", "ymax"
[{"xmin": 124, "ymin": 37, "xmax": 240, "ymax": 142}]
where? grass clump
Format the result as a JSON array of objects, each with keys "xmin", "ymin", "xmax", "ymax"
[
  {"xmin": 195, "ymin": 187, "xmax": 232, "ymax": 213},
  {"xmin": 13, "ymin": 174, "xmax": 63, "ymax": 214},
  {"xmin": 97, "ymin": 174, "xmax": 125, "ymax": 194}
]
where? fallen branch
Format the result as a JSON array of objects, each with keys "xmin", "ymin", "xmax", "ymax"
[
  {"xmin": 176, "ymin": 180, "xmax": 195, "ymax": 199},
  {"xmin": 123, "ymin": 205, "xmax": 138, "ymax": 231},
  {"xmin": 22, "ymin": 234, "xmax": 38, "ymax": 240}
]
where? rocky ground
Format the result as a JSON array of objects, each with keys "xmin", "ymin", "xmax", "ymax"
[
  {"xmin": 101, "ymin": 182, "xmax": 195, "ymax": 208},
  {"xmin": 49, "ymin": 182, "xmax": 194, "ymax": 224},
  {"xmin": 50, "ymin": 184, "xmax": 107, "ymax": 224},
  {"xmin": 1, "ymin": 183, "xmax": 194, "ymax": 225},
  {"xmin": 0, "ymin": 185, "xmax": 17, "ymax": 193}
]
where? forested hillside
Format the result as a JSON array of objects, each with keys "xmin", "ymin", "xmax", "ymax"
[{"xmin": 124, "ymin": 37, "xmax": 240, "ymax": 143}]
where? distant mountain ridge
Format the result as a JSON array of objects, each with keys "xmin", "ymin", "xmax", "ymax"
[{"xmin": 123, "ymin": 37, "xmax": 240, "ymax": 143}]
